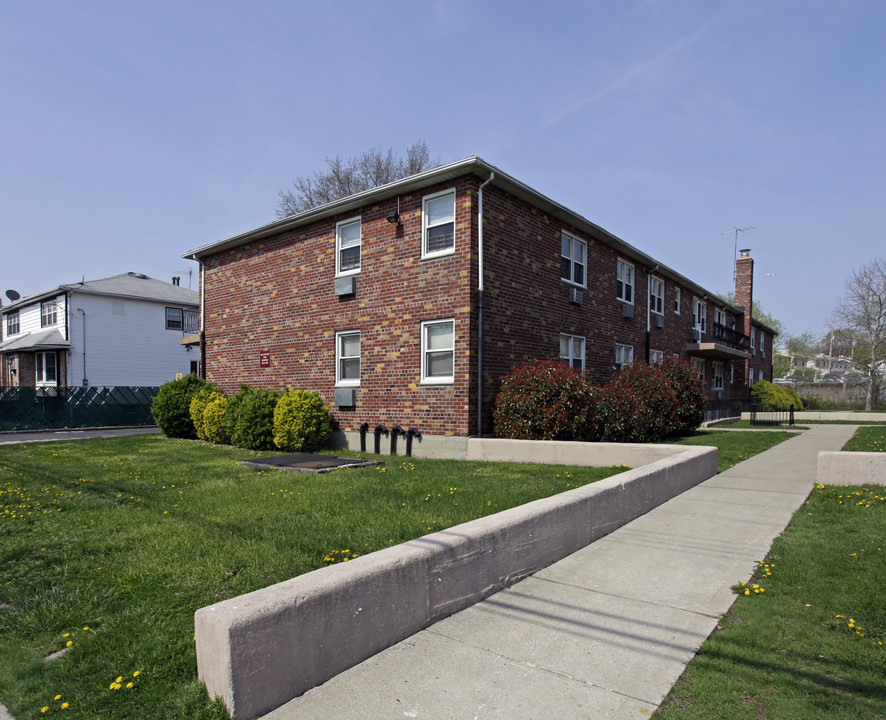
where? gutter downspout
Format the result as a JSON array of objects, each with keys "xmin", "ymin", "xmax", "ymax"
[
  {"xmin": 76, "ymin": 308, "xmax": 87, "ymax": 386},
  {"xmin": 198, "ymin": 261, "xmax": 206, "ymax": 379},
  {"xmin": 476, "ymin": 172, "xmax": 494, "ymax": 437}
]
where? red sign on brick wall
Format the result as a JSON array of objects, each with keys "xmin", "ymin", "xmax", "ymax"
[{"xmin": 259, "ymin": 351, "xmax": 271, "ymax": 367}]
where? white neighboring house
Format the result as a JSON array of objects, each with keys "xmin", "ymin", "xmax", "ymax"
[{"xmin": 0, "ymin": 273, "xmax": 199, "ymax": 389}]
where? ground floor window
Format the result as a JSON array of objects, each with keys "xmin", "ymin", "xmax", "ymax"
[
  {"xmin": 713, "ymin": 361, "xmax": 724, "ymax": 390},
  {"xmin": 421, "ymin": 319, "xmax": 454, "ymax": 384},
  {"xmin": 36, "ymin": 351, "xmax": 57, "ymax": 387},
  {"xmin": 559, "ymin": 333, "xmax": 585, "ymax": 371},
  {"xmin": 649, "ymin": 349, "xmax": 664, "ymax": 365},
  {"xmin": 615, "ymin": 343, "xmax": 633, "ymax": 371},
  {"xmin": 336, "ymin": 330, "xmax": 361, "ymax": 386},
  {"xmin": 691, "ymin": 356, "xmax": 705, "ymax": 379}
]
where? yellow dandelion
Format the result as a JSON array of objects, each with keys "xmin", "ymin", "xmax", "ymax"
[
  {"xmin": 54, "ymin": 695, "xmax": 62, "ymax": 700},
  {"xmin": 61, "ymin": 702, "xmax": 69, "ymax": 709}
]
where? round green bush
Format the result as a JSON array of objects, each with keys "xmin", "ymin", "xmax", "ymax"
[
  {"xmin": 224, "ymin": 385, "xmax": 281, "ymax": 450},
  {"xmin": 202, "ymin": 394, "xmax": 230, "ymax": 445},
  {"xmin": 189, "ymin": 386, "xmax": 220, "ymax": 440},
  {"xmin": 151, "ymin": 374, "xmax": 211, "ymax": 438},
  {"xmin": 658, "ymin": 356, "xmax": 706, "ymax": 436},
  {"xmin": 273, "ymin": 389, "xmax": 332, "ymax": 452},
  {"xmin": 493, "ymin": 360, "xmax": 595, "ymax": 440},
  {"xmin": 750, "ymin": 380, "xmax": 803, "ymax": 410}
]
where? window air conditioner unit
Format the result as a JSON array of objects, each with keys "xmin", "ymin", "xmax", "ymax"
[
  {"xmin": 654, "ymin": 314, "xmax": 664, "ymax": 328},
  {"xmin": 570, "ymin": 287, "xmax": 583, "ymax": 305},
  {"xmin": 335, "ymin": 276, "xmax": 356, "ymax": 296},
  {"xmin": 334, "ymin": 388, "xmax": 356, "ymax": 407},
  {"xmin": 622, "ymin": 303, "xmax": 634, "ymax": 319}
]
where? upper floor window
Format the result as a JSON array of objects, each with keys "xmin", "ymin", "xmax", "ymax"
[
  {"xmin": 750, "ymin": 327, "xmax": 756, "ymax": 353},
  {"xmin": 617, "ymin": 260, "xmax": 634, "ymax": 304},
  {"xmin": 560, "ymin": 232, "xmax": 586, "ymax": 287},
  {"xmin": 36, "ymin": 351, "xmax": 57, "ymax": 387},
  {"xmin": 422, "ymin": 189, "xmax": 455, "ymax": 258},
  {"xmin": 674, "ymin": 287, "xmax": 681, "ymax": 314},
  {"xmin": 6, "ymin": 311, "xmax": 19, "ymax": 336},
  {"xmin": 165, "ymin": 307, "xmax": 184, "ymax": 330},
  {"xmin": 336, "ymin": 217, "xmax": 361, "ymax": 275},
  {"xmin": 715, "ymin": 308, "xmax": 726, "ymax": 327},
  {"xmin": 41, "ymin": 301, "xmax": 58, "ymax": 327},
  {"xmin": 615, "ymin": 343, "xmax": 633, "ymax": 370},
  {"xmin": 693, "ymin": 298, "xmax": 707, "ymax": 335},
  {"xmin": 559, "ymin": 333, "xmax": 585, "ymax": 371},
  {"xmin": 421, "ymin": 319, "xmax": 454, "ymax": 384},
  {"xmin": 760, "ymin": 331, "xmax": 766, "ymax": 357},
  {"xmin": 649, "ymin": 276, "xmax": 664, "ymax": 315},
  {"xmin": 335, "ymin": 330, "xmax": 361, "ymax": 386}
]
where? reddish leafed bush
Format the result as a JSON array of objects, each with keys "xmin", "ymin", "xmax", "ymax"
[
  {"xmin": 605, "ymin": 363, "xmax": 680, "ymax": 442},
  {"xmin": 492, "ymin": 360, "xmax": 595, "ymax": 440},
  {"xmin": 658, "ymin": 356, "xmax": 706, "ymax": 435}
]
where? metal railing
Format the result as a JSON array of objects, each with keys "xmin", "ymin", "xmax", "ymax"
[
  {"xmin": 704, "ymin": 398, "xmax": 751, "ymax": 424},
  {"xmin": 183, "ymin": 309, "xmax": 200, "ymax": 335},
  {"xmin": 0, "ymin": 386, "xmax": 159, "ymax": 431},
  {"xmin": 750, "ymin": 403, "xmax": 795, "ymax": 427}
]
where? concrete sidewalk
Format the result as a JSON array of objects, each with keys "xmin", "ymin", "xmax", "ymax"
[{"xmin": 260, "ymin": 424, "xmax": 857, "ymax": 720}]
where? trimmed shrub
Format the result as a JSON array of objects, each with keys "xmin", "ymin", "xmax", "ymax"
[
  {"xmin": 592, "ymin": 384, "xmax": 646, "ymax": 443},
  {"xmin": 493, "ymin": 360, "xmax": 595, "ymax": 440},
  {"xmin": 658, "ymin": 356, "xmax": 707, "ymax": 435},
  {"xmin": 224, "ymin": 385, "xmax": 281, "ymax": 450},
  {"xmin": 606, "ymin": 363, "xmax": 679, "ymax": 442},
  {"xmin": 151, "ymin": 374, "xmax": 211, "ymax": 438},
  {"xmin": 202, "ymin": 394, "xmax": 230, "ymax": 445},
  {"xmin": 273, "ymin": 389, "xmax": 333, "ymax": 452},
  {"xmin": 751, "ymin": 380, "xmax": 803, "ymax": 410},
  {"xmin": 189, "ymin": 387, "xmax": 220, "ymax": 441}
]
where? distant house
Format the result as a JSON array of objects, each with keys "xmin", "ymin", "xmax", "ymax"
[
  {"xmin": 184, "ymin": 157, "xmax": 775, "ymax": 443},
  {"xmin": 0, "ymin": 273, "xmax": 199, "ymax": 389}
]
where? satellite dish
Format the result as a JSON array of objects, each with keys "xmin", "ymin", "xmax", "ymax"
[{"xmin": 5, "ymin": 289, "xmax": 20, "ymax": 301}]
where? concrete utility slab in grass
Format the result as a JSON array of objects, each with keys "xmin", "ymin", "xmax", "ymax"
[
  {"xmin": 260, "ymin": 424, "xmax": 859, "ymax": 720},
  {"xmin": 237, "ymin": 453, "xmax": 381, "ymax": 473}
]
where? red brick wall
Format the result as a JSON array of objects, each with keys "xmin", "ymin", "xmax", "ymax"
[
  {"xmin": 202, "ymin": 177, "xmax": 478, "ymax": 436},
  {"xmin": 201, "ymin": 172, "xmax": 758, "ymax": 437}
]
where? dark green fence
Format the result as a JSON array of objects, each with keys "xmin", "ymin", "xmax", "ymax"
[{"xmin": 0, "ymin": 386, "xmax": 159, "ymax": 431}]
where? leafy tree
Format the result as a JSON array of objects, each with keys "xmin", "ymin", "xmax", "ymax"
[
  {"xmin": 276, "ymin": 140, "xmax": 438, "ymax": 218},
  {"xmin": 717, "ymin": 292, "xmax": 784, "ymax": 345},
  {"xmin": 774, "ymin": 332, "xmax": 818, "ymax": 380},
  {"xmin": 829, "ymin": 258, "xmax": 886, "ymax": 410}
]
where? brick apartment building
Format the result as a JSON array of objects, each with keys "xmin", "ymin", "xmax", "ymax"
[{"xmin": 184, "ymin": 157, "xmax": 774, "ymax": 440}]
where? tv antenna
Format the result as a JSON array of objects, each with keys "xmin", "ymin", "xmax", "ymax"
[{"xmin": 723, "ymin": 226, "xmax": 755, "ymax": 283}]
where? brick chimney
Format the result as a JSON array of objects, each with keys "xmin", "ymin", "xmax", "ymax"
[{"xmin": 735, "ymin": 248, "xmax": 754, "ymax": 338}]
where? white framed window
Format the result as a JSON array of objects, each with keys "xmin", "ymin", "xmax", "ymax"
[
  {"xmin": 6, "ymin": 311, "xmax": 19, "ymax": 336},
  {"xmin": 674, "ymin": 287, "xmax": 681, "ymax": 314},
  {"xmin": 730, "ymin": 363, "xmax": 735, "ymax": 384},
  {"xmin": 421, "ymin": 319, "xmax": 454, "ymax": 384},
  {"xmin": 41, "ymin": 300, "xmax": 58, "ymax": 328},
  {"xmin": 615, "ymin": 343, "xmax": 634, "ymax": 370},
  {"xmin": 336, "ymin": 217, "xmax": 361, "ymax": 276},
  {"xmin": 559, "ymin": 333, "xmax": 585, "ymax": 371},
  {"xmin": 749, "ymin": 369, "xmax": 754, "ymax": 388},
  {"xmin": 36, "ymin": 351, "xmax": 57, "ymax": 387},
  {"xmin": 649, "ymin": 276, "xmax": 664, "ymax": 315},
  {"xmin": 759, "ymin": 368, "xmax": 764, "ymax": 382},
  {"xmin": 693, "ymin": 298, "xmax": 707, "ymax": 336},
  {"xmin": 715, "ymin": 308, "xmax": 726, "ymax": 327},
  {"xmin": 760, "ymin": 331, "xmax": 766, "ymax": 358},
  {"xmin": 713, "ymin": 361, "xmax": 724, "ymax": 390},
  {"xmin": 335, "ymin": 330, "xmax": 361, "ymax": 386},
  {"xmin": 560, "ymin": 232, "xmax": 586, "ymax": 287},
  {"xmin": 422, "ymin": 189, "xmax": 456, "ymax": 258},
  {"xmin": 750, "ymin": 327, "xmax": 756, "ymax": 353},
  {"xmin": 691, "ymin": 357, "xmax": 705, "ymax": 379},
  {"xmin": 617, "ymin": 260, "xmax": 634, "ymax": 304},
  {"xmin": 649, "ymin": 349, "xmax": 664, "ymax": 365},
  {"xmin": 165, "ymin": 307, "xmax": 184, "ymax": 330}
]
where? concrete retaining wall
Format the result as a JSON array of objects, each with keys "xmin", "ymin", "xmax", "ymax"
[
  {"xmin": 817, "ymin": 451, "xmax": 886, "ymax": 485},
  {"xmin": 195, "ymin": 440, "xmax": 717, "ymax": 720}
]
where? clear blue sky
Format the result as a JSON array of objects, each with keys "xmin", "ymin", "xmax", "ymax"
[{"xmin": 2, "ymin": 1, "xmax": 884, "ymax": 340}]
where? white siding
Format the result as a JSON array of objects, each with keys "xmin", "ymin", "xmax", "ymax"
[
  {"xmin": 14, "ymin": 295, "xmax": 67, "ymax": 337},
  {"xmin": 67, "ymin": 292, "xmax": 196, "ymax": 387}
]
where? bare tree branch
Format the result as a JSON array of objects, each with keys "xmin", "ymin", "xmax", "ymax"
[{"xmin": 275, "ymin": 141, "xmax": 440, "ymax": 218}]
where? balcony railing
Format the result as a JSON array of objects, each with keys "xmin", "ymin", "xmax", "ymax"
[
  {"xmin": 183, "ymin": 309, "xmax": 200, "ymax": 335},
  {"xmin": 689, "ymin": 322, "xmax": 749, "ymax": 352}
]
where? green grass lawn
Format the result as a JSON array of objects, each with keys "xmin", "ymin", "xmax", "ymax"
[
  {"xmin": 843, "ymin": 425, "xmax": 886, "ymax": 452},
  {"xmin": 655, "ymin": 482, "xmax": 886, "ymax": 719},
  {"xmin": 665, "ymin": 429, "xmax": 798, "ymax": 473},
  {"xmin": 0, "ymin": 435, "xmax": 624, "ymax": 720}
]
